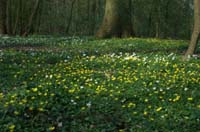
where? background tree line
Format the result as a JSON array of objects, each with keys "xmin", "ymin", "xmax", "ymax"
[{"xmin": 0, "ymin": 0, "xmax": 193, "ymax": 39}]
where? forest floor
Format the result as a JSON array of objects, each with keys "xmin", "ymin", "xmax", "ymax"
[{"xmin": 0, "ymin": 36, "xmax": 200, "ymax": 132}]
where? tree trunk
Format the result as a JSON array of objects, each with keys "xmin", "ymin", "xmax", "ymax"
[
  {"xmin": 6, "ymin": 0, "xmax": 11, "ymax": 35},
  {"xmin": 23, "ymin": 0, "xmax": 40, "ymax": 36},
  {"xmin": 96, "ymin": 0, "xmax": 134, "ymax": 38},
  {"xmin": 66, "ymin": 0, "xmax": 76, "ymax": 34},
  {"xmin": 0, "ymin": 0, "xmax": 7, "ymax": 34},
  {"xmin": 163, "ymin": 0, "xmax": 170, "ymax": 38},
  {"xmin": 13, "ymin": 0, "xmax": 21, "ymax": 35},
  {"xmin": 35, "ymin": 0, "xmax": 44, "ymax": 33},
  {"xmin": 184, "ymin": 0, "xmax": 200, "ymax": 59}
]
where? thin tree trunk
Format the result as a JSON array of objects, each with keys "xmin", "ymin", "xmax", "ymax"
[
  {"xmin": 90, "ymin": 0, "xmax": 96, "ymax": 35},
  {"xmin": 155, "ymin": 1, "xmax": 161, "ymax": 38},
  {"xmin": 148, "ymin": 10, "xmax": 153, "ymax": 37},
  {"xmin": 13, "ymin": 0, "xmax": 21, "ymax": 35},
  {"xmin": 75, "ymin": 0, "xmax": 80, "ymax": 35},
  {"xmin": 184, "ymin": 0, "xmax": 200, "ymax": 59},
  {"xmin": 155, "ymin": 22, "xmax": 159, "ymax": 38},
  {"xmin": 19, "ymin": 0, "xmax": 26, "ymax": 35},
  {"xmin": 0, "ymin": 0, "xmax": 7, "ymax": 34},
  {"xmin": 35, "ymin": 0, "xmax": 43, "ymax": 33},
  {"xmin": 6, "ymin": 0, "xmax": 11, "ymax": 35},
  {"xmin": 163, "ymin": 0, "xmax": 170, "ymax": 38},
  {"xmin": 87, "ymin": 0, "xmax": 90, "ymax": 35},
  {"xmin": 66, "ymin": 0, "xmax": 76, "ymax": 34},
  {"xmin": 129, "ymin": 0, "xmax": 133, "ymax": 30},
  {"xmin": 23, "ymin": 0, "xmax": 40, "ymax": 36}
]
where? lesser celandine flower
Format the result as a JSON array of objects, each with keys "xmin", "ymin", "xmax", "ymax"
[
  {"xmin": 156, "ymin": 107, "xmax": 162, "ymax": 112},
  {"xmin": 122, "ymin": 105, "xmax": 126, "ymax": 108},
  {"xmin": 144, "ymin": 111, "xmax": 148, "ymax": 116},
  {"xmin": 32, "ymin": 88, "xmax": 38, "ymax": 92},
  {"xmin": 173, "ymin": 95, "xmax": 180, "ymax": 102},
  {"xmin": 148, "ymin": 105, "xmax": 152, "ymax": 109},
  {"xmin": 197, "ymin": 105, "xmax": 200, "ymax": 109},
  {"xmin": 128, "ymin": 102, "xmax": 136, "ymax": 108},
  {"xmin": 119, "ymin": 129, "xmax": 125, "ymax": 132},
  {"xmin": 187, "ymin": 97, "xmax": 193, "ymax": 101},
  {"xmin": 0, "ymin": 92, "xmax": 4, "ymax": 99},
  {"xmin": 50, "ymin": 93, "xmax": 55, "ymax": 96},
  {"xmin": 49, "ymin": 126, "xmax": 55, "ymax": 131},
  {"xmin": 9, "ymin": 124, "xmax": 15, "ymax": 130},
  {"xmin": 68, "ymin": 89, "xmax": 75, "ymax": 93},
  {"xmin": 144, "ymin": 99, "xmax": 148, "ymax": 102},
  {"xmin": 14, "ymin": 111, "xmax": 19, "ymax": 115},
  {"xmin": 38, "ymin": 108, "xmax": 44, "ymax": 112},
  {"xmin": 81, "ymin": 107, "xmax": 86, "ymax": 110},
  {"xmin": 133, "ymin": 111, "xmax": 137, "ymax": 115}
]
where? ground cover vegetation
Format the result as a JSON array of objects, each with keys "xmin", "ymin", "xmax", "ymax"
[{"xmin": 0, "ymin": 36, "xmax": 200, "ymax": 131}]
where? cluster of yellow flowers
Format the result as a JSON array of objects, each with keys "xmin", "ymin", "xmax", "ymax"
[{"xmin": 1, "ymin": 52, "xmax": 200, "ymax": 131}]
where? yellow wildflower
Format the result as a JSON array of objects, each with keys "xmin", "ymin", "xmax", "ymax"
[
  {"xmin": 114, "ymin": 98, "xmax": 119, "ymax": 101},
  {"xmin": 68, "ymin": 89, "xmax": 75, "ymax": 93},
  {"xmin": 81, "ymin": 107, "xmax": 86, "ymax": 110},
  {"xmin": 144, "ymin": 111, "xmax": 148, "ymax": 116},
  {"xmin": 128, "ymin": 102, "xmax": 136, "ymax": 108},
  {"xmin": 148, "ymin": 105, "xmax": 152, "ymax": 109},
  {"xmin": 173, "ymin": 95, "xmax": 180, "ymax": 102},
  {"xmin": 51, "ymin": 93, "xmax": 55, "ymax": 97},
  {"xmin": 44, "ymin": 92, "xmax": 48, "ymax": 96},
  {"xmin": 0, "ymin": 92, "xmax": 4, "ymax": 99},
  {"xmin": 32, "ymin": 88, "xmax": 38, "ymax": 92},
  {"xmin": 49, "ymin": 126, "xmax": 55, "ymax": 131},
  {"xmin": 122, "ymin": 105, "xmax": 126, "ymax": 108},
  {"xmin": 150, "ymin": 118, "xmax": 154, "ymax": 121},
  {"xmin": 22, "ymin": 99, "xmax": 27, "ymax": 104},
  {"xmin": 119, "ymin": 129, "xmax": 125, "ymax": 132},
  {"xmin": 38, "ymin": 108, "xmax": 44, "ymax": 112},
  {"xmin": 133, "ymin": 112, "xmax": 137, "ymax": 115},
  {"xmin": 156, "ymin": 107, "xmax": 162, "ymax": 112},
  {"xmin": 9, "ymin": 124, "xmax": 15, "ymax": 130},
  {"xmin": 187, "ymin": 97, "xmax": 193, "ymax": 101},
  {"xmin": 14, "ymin": 111, "xmax": 19, "ymax": 115}
]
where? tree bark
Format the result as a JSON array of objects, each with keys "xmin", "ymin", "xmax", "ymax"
[
  {"xmin": 184, "ymin": 0, "xmax": 200, "ymax": 59},
  {"xmin": 163, "ymin": 0, "xmax": 170, "ymax": 38},
  {"xmin": 0, "ymin": 0, "xmax": 7, "ymax": 34},
  {"xmin": 6, "ymin": 0, "xmax": 11, "ymax": 35},
  {"xmin": 96, "ymin": 0, "xmax": 134, "ymax": 38},
  {"xmin": 90, "ymin": 0, "xmax": 97, "ymax": 34},
  {"xmin": 23, "ymin": 0, "xmax": 40, "ymax": 36},
  {"xmin": 13, "ymin": 0, "xmax": 21, "ymax": 35},
  {"xmin": 66, "ymin": 0, "xmax": 76, "ymax": 34}
]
